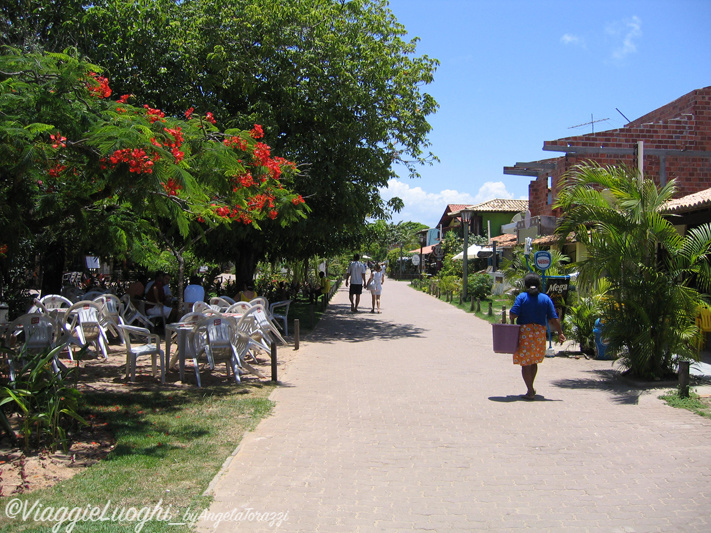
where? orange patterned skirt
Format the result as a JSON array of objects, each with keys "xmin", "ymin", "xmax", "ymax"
[{"xmin": 513, "ymin": 323, "xmax": 546, "ymax": 366}]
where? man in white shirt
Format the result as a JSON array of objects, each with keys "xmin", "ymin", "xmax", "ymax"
[
  {"xmin": 184, "ymin": 275, "xmax": 205, "ymax": 305},
  {"xmin": 345, "ymin": 253, "xmax": 367, "ymax": 312}
]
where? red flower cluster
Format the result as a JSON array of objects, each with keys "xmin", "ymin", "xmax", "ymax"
[
  {"xmin": 162, "ymin": 178, "xmax": 182, "ymax": 196},
  {"xmin": 0, "ymin": 244, "xmax": 7, "ymax": 255},
  {"xmin": 231, "ymin": 172, "xmax": 254, "ymax": 191},
  {"xmin": 103, "ymin": 148, "xmax": 155, "ymax": 174},
  {"xmin": 117, "ymin": 94, "xmax": 133, "ymax": 104},
  {"xmin": 164, "ymin": 127, "xmax": 184, "ymax": 147},
  {"xmin": 163, "ymin": 127, "xmax": 185, "ymax": 163},
  {"xmin": 185, "ymin": 107, "xmax": 194, "ymax": 120},
  {"xmin": 48, "ymin": 163, "xmax": 67, "ymax": 178},
  {"xmin": 291, "ymin": 194, "xmax": 304, "ymax": 205},
  {"xmin": 247, "ymin": 192, "xmax": 275, "ymax": 211},
  {"xmin": 143, "ymin": 105, "xmax": 165, "ymax": 124},
  {"xmin": 223, "ymin": 136, "xmax": 248, "ymax": 151},
  {"xmin": 87, "ymin": 72, "xmax": 112, "ymax": 98},
  {"xmin": 50, "ymin": 133, "xmax": 66, "ymax": 149},
  {"xmin": 250, "ymin": 124, "xmax": 264, "ymax": 139},
  {"xmin": 205, "ymin": 112, "xmax": 216, "ymax": 125},
  {"xmin": 253, "ymin": 142, "xmax": 271, "ymax": 167}
]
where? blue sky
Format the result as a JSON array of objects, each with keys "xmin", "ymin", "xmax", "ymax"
[{"xmin": 380, "ymin": 0, "xmax": 711, "ymax": 227}]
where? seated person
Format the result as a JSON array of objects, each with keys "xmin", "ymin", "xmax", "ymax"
[
  {"xmin": 184, "ymin": 275, "xmax": 205, "ymax": 305},
  {"xmin": 146, "ymin": 272, "xmax": 178, "ymax": 322},
  {"xmin": 162, "ymin": 273, "xmax": 175, "ymax": 305},
  {"xmin": 126, "ymin": 275, "xmax": 147, "ymax": 301},
  {"xmin": 235, "ymin": 283, "xmax": 257, "ymax": 302}
]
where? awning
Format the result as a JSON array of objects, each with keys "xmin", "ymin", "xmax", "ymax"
[
  {"xmin": 408, "ymin": 244, "xmax": 437, "ymax": 255},
  {"xmin": 452, "ymin": 244, "xmax": 494, "ymax": 261}
]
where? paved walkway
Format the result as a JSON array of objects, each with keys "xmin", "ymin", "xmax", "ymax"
[{"xmin": 198, "ymin": 280, "xmax": 711, "ymax": 532}]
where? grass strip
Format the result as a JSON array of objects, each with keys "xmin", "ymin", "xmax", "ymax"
[
  {"xmin": 659, "ymin": 390, "xmax": 711, "ymax": 420},
  {"xmin": 0, "ymin": 382, "xmax": 275, "ymax": 532}
]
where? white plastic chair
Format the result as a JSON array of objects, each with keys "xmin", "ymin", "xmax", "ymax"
[
  {"xmin": 253, "ymin": 304, "xmax": 287, "ymax": 346},
  {"xmin": 117, "ymin": 324, "xmax": 165, "ymax": 383},
  {"xmin": 64, "ymin": 301, "xmax": 109, "ymax": 360},
  {"xmin": 219, "ymin": 295, "xmax": 236, "ymax": 305},
  {"xmin": 209, "ymin": 297, "xmax": 232, "ymax": 311},
  {"xmin": 269, "ymin": 300, "xmax": 292, "ymax": 336},
  {"xmin": 94, "ymin": 294, "xmax": 125, "ymax": 343},
  {"xmin": 82, "ymin": 290, "xmax": 108, "ymax": 300},
  {"xmin": 233, "ymin": 305, "xmax": 277, "ymax": 363},
  {"xmin": 193, "ymin": 315, "xmax": 242, "ymax": 383},
  {"xmin": 119, "ymin": 294, "xmax": 154, "ymax": 330},
  {"xmin": 226, "ymin": 301, "xmax": 252, "ymax": 314},
  {"xmin": 4, "ymin": 313, "xmax": 74, "ymax": 377},
  {"xmin": 249, "ymin": 296, "xmax": 269, "ymax": 309}
]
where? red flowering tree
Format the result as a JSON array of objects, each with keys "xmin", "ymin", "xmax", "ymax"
[{"xmin": 0, "ymin": 47, "xmax": 307, "ymax": 302}]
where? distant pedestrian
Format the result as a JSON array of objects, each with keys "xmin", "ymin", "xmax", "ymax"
[
  {"xmin": 366, "ymin": 263, "xmax": 385, "ymax": 313},
  {"xmin": 509, "ymin": 272, "xmax": 565, "ymax": 400},
  {"xmin": 345, "ymin": 253, "xmax": 367, "ymax": 312}
]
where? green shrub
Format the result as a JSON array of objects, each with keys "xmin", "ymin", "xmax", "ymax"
[
  {"xmin": 467, "ymin": 272, "xmax": 493, "ymax": 300},
  {"xmin": 1, "ymin": 346, "xmax": 87, "ymax": 451}
]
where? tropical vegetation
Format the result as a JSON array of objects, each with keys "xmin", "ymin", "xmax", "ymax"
[{"xmin": 554, "ymin": 162, "xmax": 711, "ymax": 379}]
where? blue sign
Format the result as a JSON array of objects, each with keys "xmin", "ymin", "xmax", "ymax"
[{"xmin": 534, "ymin": 251, "xmax": 552, "ymax": 271}]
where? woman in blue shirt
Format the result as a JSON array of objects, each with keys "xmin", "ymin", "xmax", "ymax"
[{"xmin": 509, "ymin": 273, "xmax": 566, "ymax": 400}]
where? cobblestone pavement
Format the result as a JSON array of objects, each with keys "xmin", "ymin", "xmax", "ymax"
[{"xmin": 197, "ymin": 280, "xmax": 711, "ymax": 532}]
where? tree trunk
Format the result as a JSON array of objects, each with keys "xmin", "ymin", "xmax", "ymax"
[
  {"xmin": 41, "ymin": 239, "xmax": 65, "ymax": 295},
  {"xmin": 234, "ymin": 245, "xmax": 258, "ymax": 291}
]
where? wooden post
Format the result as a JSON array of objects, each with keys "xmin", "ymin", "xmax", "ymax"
[
  {"xmin": 271, "ymin": 341, "xmax": 278, "ymax": 382},
  {"xmin": 476, "ymin": 298, "xmax": 481, "ymax": 313},
  {"xmin": 488, "ymin": 301, "xmax": 493, "ymax": 316},
  {"xmin": 294, "ymin": 319, "xmax": 300, "ymax": 350},
  {"xmin": 678, "ymin": 360, "xmax": 690, "ymax": 398},
  {"xmin": 470, "ymin": 296, "xmax": 475, "ymax": 312},
  {"xmin": 459, "ymin": 292, "xmax": 463, "ymax": 305},
  {"xmin": 501, "ymin": 306, "xmax": 507, "ymax": 324}
]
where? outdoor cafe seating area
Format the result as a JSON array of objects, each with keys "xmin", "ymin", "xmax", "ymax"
[{"xmin": 0, "ymin": 287, "xmax": 293, "ymax": 388}]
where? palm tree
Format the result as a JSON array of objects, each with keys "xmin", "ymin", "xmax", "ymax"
[{"xmin": 554, "ymin": 163, "xmax": 711, "ymax": 379}]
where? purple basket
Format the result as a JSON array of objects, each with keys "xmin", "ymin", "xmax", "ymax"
[{"xmin": 492, "ymin": 323, "xmax": 521, "ymax": 354}]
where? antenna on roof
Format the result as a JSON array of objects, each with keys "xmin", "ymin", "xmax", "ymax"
[
  {"xmin": 616, "ymin": 108, "xmax": 631, "ymax": 124},
  {"xmin": 568, "ymin": 114, "xmax": 609, "ymax": 134}
]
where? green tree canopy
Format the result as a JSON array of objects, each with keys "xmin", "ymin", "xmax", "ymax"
[
  {"xmin": 71, "ymin": 0, "xmax": 439, "ymax": 278},
  {"xmin": 0, "ymin": 47, "xmax": 306, "ymax": 295}
]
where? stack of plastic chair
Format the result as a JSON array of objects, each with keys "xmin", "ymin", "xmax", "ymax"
[
  {"xmin": 94, "ymin": 294, "xmax": 125, "ymax": 344},
  {"xmin": 64, "ymin": 301, "xmax": 109, "ymax": 360},
  {"xmin": 119, "ymin": 294, "xmax": 154, "ymax": 330},
  {"xmin": 194, "ymin": 315, "xmax": 242, "ymax": 383}
]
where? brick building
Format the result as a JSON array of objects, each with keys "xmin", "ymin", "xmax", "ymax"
[{"xmin": 505, "ymin": 86, "xmax": 711, "ymax": 219}]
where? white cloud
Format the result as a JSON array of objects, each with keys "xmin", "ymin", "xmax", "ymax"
[
  {"xmin": 560, "ymin": 33, "xmax": 584, "ymax": 46},
  {"xmin": 607, "ymin": 15, "xmax": 642, "ymax": 61},
  {"xmin": 380, "ymin": 179, "xmax": 520, "ymax": 227}
]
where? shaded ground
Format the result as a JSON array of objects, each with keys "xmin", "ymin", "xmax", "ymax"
[{"xmin": 0, "ymin": 335, "xmax": 295, "ymax": 496}]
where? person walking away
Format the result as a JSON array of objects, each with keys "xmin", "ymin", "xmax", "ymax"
[
  {"xmin": 366, "ymin": 263, "xmax": 385, "ymax": 313},
  {"xmin": 345, "ymin": 254, "xmax": 367, "ymax": 312},
  {"xmin": 509, "ymin": 273, "xmax": 565, "ymax": 400}
]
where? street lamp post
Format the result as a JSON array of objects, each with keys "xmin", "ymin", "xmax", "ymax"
[
  {"xmin": 460, "ymin": 209, "xmax": 474, "ymax": 301},
  {"xmin": 417, "ymin": 229, "xmax": 428, "ymax": 277}
]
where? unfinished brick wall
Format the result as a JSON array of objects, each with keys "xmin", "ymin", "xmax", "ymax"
[{"xmin": 527, "ymin": 87, "xmax": 711, "ymax": 217}]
